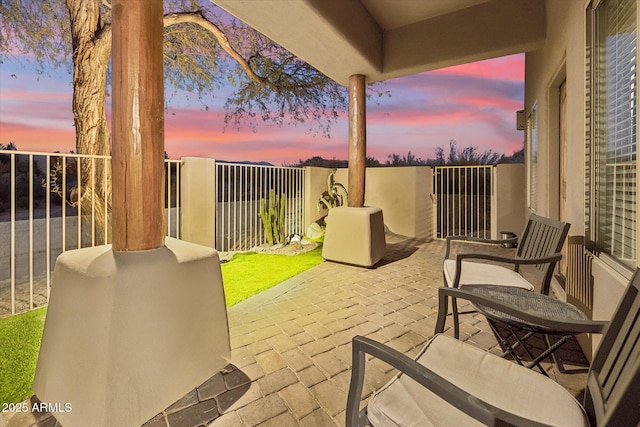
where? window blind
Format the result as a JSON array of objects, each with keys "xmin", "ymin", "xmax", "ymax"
[{"xmin": 593, "ymin": 0, "xmax": 637, "ymax": 267}]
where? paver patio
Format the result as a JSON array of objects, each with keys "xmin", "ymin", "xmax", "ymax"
[{"xmin": 4, "ymin": 234, "xmax": 588, "ymax": 427}]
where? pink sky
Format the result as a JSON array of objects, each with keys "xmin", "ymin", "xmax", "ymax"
[{"xmin": 0, "ymin": 54, "xmax": 524, "ymax": 165}]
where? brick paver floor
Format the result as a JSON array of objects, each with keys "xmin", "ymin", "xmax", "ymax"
[{"xmin": 3, "ymin": 235, "xmax": 589, "ymax": 427}]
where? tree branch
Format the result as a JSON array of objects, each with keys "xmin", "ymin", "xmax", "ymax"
[
  {"xmin": 163, "ymin": 11, "xmax": 276, "ymax": 90},
  {"xmin": 95, "ymin": 21, "xmax": 112, "ymax": 49}
]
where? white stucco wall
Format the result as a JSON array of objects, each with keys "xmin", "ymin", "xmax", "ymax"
[
  {"xmin": 525, "ymin": 0, "xmax": 629, "ymax": 357},
  {"xmin": 333, "ymin": 166, "xmax": 436, "ymax": 240},
  {"xmin": 494, "ymin": 164, "xmax": 526, "ymax": 236},
  {"xmin": 525, "ymin": 0, "xmax": 585, "ymax": 230}
]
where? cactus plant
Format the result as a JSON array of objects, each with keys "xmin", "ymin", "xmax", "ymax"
[
  {"xmin": 317, "ymin": 169, "xmax": 348, "ymax": 212},
  {"xmin": 260, "ymin": 189, "xmax": 287, "ymax": 246}
]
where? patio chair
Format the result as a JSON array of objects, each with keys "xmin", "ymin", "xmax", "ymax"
[
  {"xmin": 443, "ymin": 214, "xmax": 570, "ymax": 338},
  {"xmin": 346, "ymin": 269, "xmax": 640, "ymax": 427}
]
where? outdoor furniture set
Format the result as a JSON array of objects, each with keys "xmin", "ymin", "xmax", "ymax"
[{"xmin": 346, "ymin": 214, "xmax": 640, "ymax": 426}]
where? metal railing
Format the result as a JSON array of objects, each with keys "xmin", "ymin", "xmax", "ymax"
[
  {"xmin": 216, "ymin": 162, "xmax": 305, "ymax": 252},
  {"xmin": 434, "ymin": 165, "xmax": 493, "ymax": 239},
  {"xmin": 165, "ymin": 159, "xmax": 182, "ymax": 239},
  {"xmin": 0, "ymin": 150, "xmax": 182, "ymax": 317}
]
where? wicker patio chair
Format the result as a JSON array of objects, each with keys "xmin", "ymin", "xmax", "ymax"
[
  {"xmin": 346, "ymin": 270, "xmax": 640, "ymax": 427},
  {"xmin": 443, "ymin": 213, "xmax": 570, "ymax": 338}
]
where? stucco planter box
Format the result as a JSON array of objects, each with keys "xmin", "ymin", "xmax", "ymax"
[
  {"xmin": 322, "ymin": 206, "xmax": 386, "ymax": 267},
  {"xmin": 33, "ymin": 237, "xmax": 230, "ymax": 427}
]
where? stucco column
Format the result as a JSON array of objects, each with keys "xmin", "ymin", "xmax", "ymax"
[
  {"xmin": 111, "ymin": 0, "xmax": 165, "ymax": 251},
  {"xmin": 348, "ymin": 74, "xmax": 366, "ymax": 207},
  {"xmin": 34, "ymin": 6, "xmax": 231, "ymax": 423}
]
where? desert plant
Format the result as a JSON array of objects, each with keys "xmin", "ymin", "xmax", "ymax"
[
  {"xmin": 260, "ymin": 189, "xmax": 286, "ymax": 246},
  {"xmin": 317, "ymin": 169, "xmax": 348, "ymax": 212}
]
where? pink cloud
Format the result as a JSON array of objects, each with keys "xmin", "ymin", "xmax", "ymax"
[
  {"xmin": 1, "ymin": 51, "xmax": 525, "ymax": 166},
  {"xmin": 431, "ymin": 54, "xmax": 524, "ymax": 81},
  {"xmin": 368, "ymin": 108, "xmax": 474, "ymax": 127},
  {"xmin": 1, "ymin": 90, "xmax": 70, "ymax": 101},
  {"xmin": 0, "ymin": 122, "xmax": 75, "ymax": 151},
  {"xmin": 162, "ymin": 106, "xmax": 351, "ymax": 164},
  {"xmin": 452, "ymin": 95, "xmax": 522, "ymax": 111}
]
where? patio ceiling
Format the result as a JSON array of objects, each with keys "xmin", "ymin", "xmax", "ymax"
[{"xmin": 214, "ymin": 0, "xmax": 546, "ymax": 86}]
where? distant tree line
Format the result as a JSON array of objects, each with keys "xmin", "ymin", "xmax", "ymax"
[
  {"xmin": 284, "ymin": 156, "xmax": 381, "ymax": 168},
  {"xmin": 0, "ymin": 142, "xmax": 18, "ymax": 152},
  {"xmin": 287, "ymin": 140, "xmax": 524, "ymax": 168}
]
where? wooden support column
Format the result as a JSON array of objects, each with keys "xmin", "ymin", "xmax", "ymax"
[
  {"xmin": 348, "ymin": 74, "xmax": 366, "ymax": 207},
  {"xmin": 111, "ymin": 0, "xmax": 165, "ymax": 251}
]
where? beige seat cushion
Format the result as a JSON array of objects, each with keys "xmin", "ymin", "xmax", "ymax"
[
  {"xmin": 368, "ymin": 334, "xmax": 588, "ymax": 427},
  {"xmin": 443, "ymin": 259, "xmax": 535, "ymax": 291}
]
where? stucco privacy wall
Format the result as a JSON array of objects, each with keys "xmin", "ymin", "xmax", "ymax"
[
  {"xmin": 180, "ymin": 157, "xmax": 217, "ymax": 247},
  {"xmin": 179, "ymin": 161, "xmax": 524, "ymax": 245},
  {"xmin": 525, "ymin": 0, "xmax": 627, "ymax": 356},
  {"xmin": 180, "ymin": 161, "xmax": 438, "ymax": 246},
  {"xmin": 493, "ymin": 164, "xmax": 526, "ymax": 238},
  {"xmin": 333, "ymin": 166, "xmax": 435, "ymax": 240}
]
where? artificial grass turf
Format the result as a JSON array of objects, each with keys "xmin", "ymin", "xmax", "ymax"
[
  {"xmin": 221, "ymin": 245, "xmax": 324, "ymax": 307},
  {"xmin": 0, "ymin": 307, "xmax": 47, "ymax": 405},
  {"xmin": 0, "ymin": 246, "xmax": 324, "ymax": 404}
]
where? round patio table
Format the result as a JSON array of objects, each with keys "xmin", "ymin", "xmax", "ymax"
[{"xmin": 465, "ymin": 285, "xmax": 590, "ymax": 374}]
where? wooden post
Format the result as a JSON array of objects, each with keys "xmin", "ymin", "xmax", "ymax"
[
  {"xmin": 348, "ymin": 74, "xmax": 366, "ymax": 207},
  {"xmin": 111, "ymin": 0, "xmax": 165, "ymax": 251}
]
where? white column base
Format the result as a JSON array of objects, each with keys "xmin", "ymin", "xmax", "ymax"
[
  {"xmin": 33, "ymin": 237, "xmax": 230, "ymax": 426},
  {"xmin": 322, "ymin": 206, "xmax": 386, "ymax": 267}
]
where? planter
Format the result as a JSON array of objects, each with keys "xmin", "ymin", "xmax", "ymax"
[{"xmin": 322, "ymin": 206, "xmax": 386, "ymax": 267}]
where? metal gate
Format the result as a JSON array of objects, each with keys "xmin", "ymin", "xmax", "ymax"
[
  {"xmin": 434, "ymin": 165, "xmax": 493, "ymax": 239},
  {"xmin": 215, "ymin": 163, "xmax": 305, "ymax": 252}
]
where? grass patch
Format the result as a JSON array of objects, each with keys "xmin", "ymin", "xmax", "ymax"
[
  {"xmin": 221, "ymin": 246, "xmax": 324, "ymax": 306},
  {"xmin": 0, "ymin": 247, "xmax": 323, "ymax": 404},
  {"xmin": 0, "ymin": 307, "xmax": 47, "ymax": 405}
]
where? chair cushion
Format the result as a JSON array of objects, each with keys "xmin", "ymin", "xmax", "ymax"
[
  {"xmin": 367, "ymin": 334, "xmax": 588, "ymax": 427},
  {"xmin": 443, "ymin": 259, "xmax": 535, "ymax": 291}
]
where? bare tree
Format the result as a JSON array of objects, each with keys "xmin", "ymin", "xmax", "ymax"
[
  {"xmin": 385, "ymin": 151, "xmax": 428, "ymax": 166},
  {"xmin": 0, "ymin": 0, "xmax": 356, "ymax": 240},
  {"xmin": 437, "ymin": 140, "xmax": 502, "ymax": 166}
]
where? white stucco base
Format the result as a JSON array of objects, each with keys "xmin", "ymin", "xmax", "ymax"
[
  {"xmin": 33, "ymin": 237, "xmax": 230, "ymax": 427},
  {"xmin": 322, "ymin": 206, "xmax": 386, "ymax": 267}
]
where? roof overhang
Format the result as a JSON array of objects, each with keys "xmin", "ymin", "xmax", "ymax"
[{"xmin": 214, "ymin": 0, "xmax": 546, "ymax": 85}]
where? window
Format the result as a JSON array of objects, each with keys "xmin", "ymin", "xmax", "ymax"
[
  {"xmin": 527, "ymin": 104, "xmax": 538, "ymax": 212},
  {"xmin": 588, "ymin": 0, "xmax": 637, "ymax": 269}
]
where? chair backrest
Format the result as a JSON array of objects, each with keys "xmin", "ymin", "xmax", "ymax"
[
  {"xmin": 516, "ymin": 214, "xmax": 570, "ymax": 294},
  {"xmin": 583, "ymin": 269, "xmax": 640, "ymax": 426}
]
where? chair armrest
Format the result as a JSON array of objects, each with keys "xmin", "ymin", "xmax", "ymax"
[
  {"xmin": 450, "ymin": 252, "xmax": 564, "ymax": 289},
  {"xmin": 346, "ymin": 335, "xmax": 551, "ymax": 427},
  {"xmin": 445, "ymin": 235, "xmax": 518, "ymax": 259},
  {"xmin": 435, "ymin": 286, "xmax": 608, "ymax": 334}
]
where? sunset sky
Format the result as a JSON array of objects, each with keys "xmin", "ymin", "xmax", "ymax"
[{"xmin": 0, "ymin": 53, "xmax": 524, "ymax": 166}]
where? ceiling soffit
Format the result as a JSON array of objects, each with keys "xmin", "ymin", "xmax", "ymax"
[
  {"xmin": 214, "ymin": 0, "xmax": 546, "ymax": 86},
  {"xmin": 361, "ymin": 0, "xmax": 491, "ymax": 30}
]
